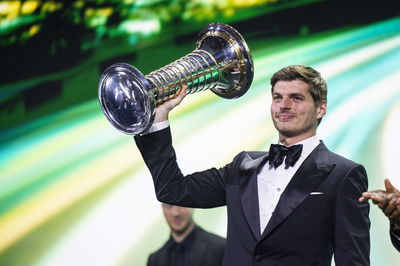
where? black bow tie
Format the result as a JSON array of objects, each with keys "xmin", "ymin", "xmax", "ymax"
[{"xmin": 268, "ymin": 144, "xmax": 303, "ymax": 169}]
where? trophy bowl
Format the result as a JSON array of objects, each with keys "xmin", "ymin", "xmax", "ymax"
[{"xmin": 98, "ymin": 23, "xmax": 254, "ymax": 135}]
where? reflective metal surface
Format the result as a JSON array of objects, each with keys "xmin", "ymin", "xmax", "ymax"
[{"xmin": 98, "ymin": 23, "xmax": 254, "ymax": 135}]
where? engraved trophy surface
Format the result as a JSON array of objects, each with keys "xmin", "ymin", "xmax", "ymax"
[{"xmin": 98, "ymin": 23, "xmax": 254, "ymax": 135}]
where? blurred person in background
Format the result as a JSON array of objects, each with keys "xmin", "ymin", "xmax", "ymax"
[{"xmin": 147, "ymin": 203, "xmax": 225, "ymax": 266}]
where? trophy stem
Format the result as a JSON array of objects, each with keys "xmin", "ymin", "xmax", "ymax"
[{"xmin": 145, "ymin": 49, "xmax": 222, "ymax": 105}]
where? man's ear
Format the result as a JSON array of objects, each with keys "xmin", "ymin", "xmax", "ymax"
[{"xmin": 317, "ymin": 100, "xmax": 327, "ymax": 119}]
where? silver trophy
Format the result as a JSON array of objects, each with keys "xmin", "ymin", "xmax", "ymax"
[{"xmin": 98, "ymin": 23, "xmax": 254, "ymax": 135}]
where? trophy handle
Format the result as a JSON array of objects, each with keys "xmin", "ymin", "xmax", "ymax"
[{"xmin": 98, "ymin": 23, "xmax": 254, "ymax": 135}]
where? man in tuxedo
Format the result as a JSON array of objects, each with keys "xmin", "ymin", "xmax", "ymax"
[
  {"xmin": 359, "ymin": 179, "xmax": 400, "ymax": 252},
  {"xmin": 135, "ymin": 65, "xmax": 370, "ymax": 265},
  {"xmin": 147, "ymin": 203, "xmax": 225, "ymax": 266}
]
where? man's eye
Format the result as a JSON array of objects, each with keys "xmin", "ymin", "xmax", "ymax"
[{"xmin": 293, "ymin": 97, "xmax": 303, "ymax": 102}]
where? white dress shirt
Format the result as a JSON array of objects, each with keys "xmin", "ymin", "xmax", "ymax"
[{"xmin": 257, "ymin": 136, "xmax": 320, "ymax": 234}]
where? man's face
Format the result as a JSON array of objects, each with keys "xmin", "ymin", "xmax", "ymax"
[
  {"xmin": 162, "ymin": 204, "xmax": 194, "ymax": 235},
  {"xmin": 270, "ymin": 79, "xmax": 326, "ymax": 140}
]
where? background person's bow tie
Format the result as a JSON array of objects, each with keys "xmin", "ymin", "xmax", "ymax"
[{"xmin": 268, "ymin": 144, "xmax": 303, "ymax": 169}]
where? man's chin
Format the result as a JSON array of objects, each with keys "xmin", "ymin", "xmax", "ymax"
[
  {"xmin": 274, "ymin": 122, "xmax": 294, "ymax": 134},
  {"xmin": 172, "ymin": 227, "xmax": 186, "ymax": 235},
  {"xmin": 277, "ymin": 127, "xmax": 298, "ymax": 138},
  {"xmin": 170, "ymin": 220, "xmax": 194, "ymax": 236}
]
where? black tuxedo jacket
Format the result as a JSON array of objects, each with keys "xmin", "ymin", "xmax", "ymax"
[
  {"xmin": 147, "ymin": 226, "xmax": 225, "ymax": 266},
  {"xmin": 390, "ymin": 225, "xmax": 400, "ymax": 252},
  {"xmin": 135, "ymin": 127, "xmax": 370, "ymax": 266}
]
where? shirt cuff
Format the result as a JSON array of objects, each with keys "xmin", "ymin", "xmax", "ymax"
[{"xmin": 145, "ymin": 120, "xmax": 170, "ymax": 134}]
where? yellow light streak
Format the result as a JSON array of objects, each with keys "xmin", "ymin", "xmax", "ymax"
[{"xmin": 21, "ymin": 1, "xmax": 39, "ymax": 14}]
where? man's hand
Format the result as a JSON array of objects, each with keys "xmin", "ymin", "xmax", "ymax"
[
  {"xmin": 154, "ymin": 85, "xmax": 187, "ymax": 123},
  {"xmin": 359, "ymin": 179, "xmax": 400, "ymax": 230}
]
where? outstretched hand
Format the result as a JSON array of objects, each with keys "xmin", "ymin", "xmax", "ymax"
[
  {"xmin": 154, "ymin": 85, "xmax": 187, "ymax": 123},
  {"xmin": 359, "ymin": 179, "xmax": 400, "ymax": 229}
]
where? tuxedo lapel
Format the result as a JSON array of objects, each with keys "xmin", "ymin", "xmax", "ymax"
[
  {"xmin": 240, "ymin": 153, "xmax": 268, "ymax": 171},
  {"xmin": 260, "ymin": 142, "xmax": 336, "ymax": 240},
  {"xmin": 239, "ymin": 152, "xmax": 268, "ymax": 240}
]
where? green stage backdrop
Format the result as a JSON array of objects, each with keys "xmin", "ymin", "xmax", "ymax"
[{"xmin": 1, "ymin": 1, "xmax": 399, "ymax": 265}]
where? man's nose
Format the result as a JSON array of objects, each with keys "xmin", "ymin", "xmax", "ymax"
[
  {"xmin": 171, "ymin": 206, "xmax": 181, "ymax": 216},
  {"xmin": 280, "ymin": 97, "xmax": 291, "ymax": 109}
]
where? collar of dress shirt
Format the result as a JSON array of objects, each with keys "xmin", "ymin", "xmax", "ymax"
[{"xmin": 278, "ymin": 135, "xmax": 320, "ymax": 162}]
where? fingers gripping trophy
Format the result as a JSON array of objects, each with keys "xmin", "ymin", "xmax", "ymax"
[{"xmin": 98, "ymin": 23, "xmax": 254, "ymax": 135}]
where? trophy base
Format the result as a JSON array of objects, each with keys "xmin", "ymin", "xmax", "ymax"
[
  {"xmin": 98, "ymin": 63, "xmax": 155, "ymax": 135},
  {"xmin": 196, "ymin": 23, "xmax": 254, "ymax": 99}
]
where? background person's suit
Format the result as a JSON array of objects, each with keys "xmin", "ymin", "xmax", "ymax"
[
  {"xmin": 147, "ymin": 225, "xmax": 225, "ymax": 266},
  {"xmin": 135, "ymin": 127, "xmax": 370, "ymax": 266}
]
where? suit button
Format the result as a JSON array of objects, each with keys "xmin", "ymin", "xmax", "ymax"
[{"xmin": 254, "ymin": 254, "xmax": 262, "ymax": 261}]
